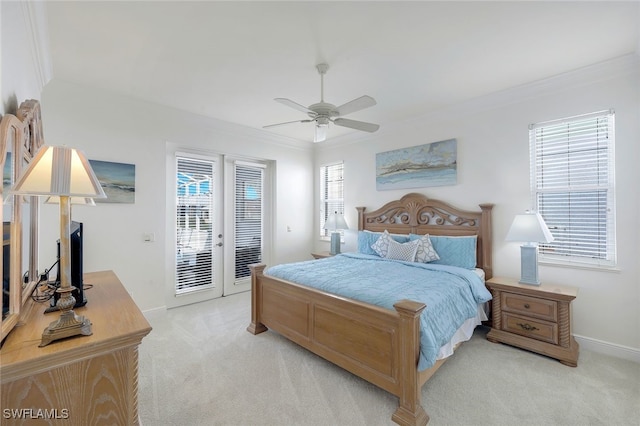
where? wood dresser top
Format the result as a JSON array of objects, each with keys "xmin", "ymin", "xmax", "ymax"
[
  {"xmin": 0, "ymin": 270, "xmax": 152, "ymax": 382},
  {"xmin": 486, "ymin": 276, "xmax": 578, "ymax": 300}
]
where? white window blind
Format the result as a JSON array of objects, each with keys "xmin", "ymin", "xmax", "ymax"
[
  {"xmin": 234, "ymin": 162, "xmax": 264, "ymax": 282},
  {"xmin": 176, "ymin": 155, "xmax": 214, "ymax": 294},
  {"xmin": 320, "ymin": 162, "xmax": 344, "ymax": 238},
  {"xmin": 530, "ymin": 110, "xmax": 616, "ymax": 267}
]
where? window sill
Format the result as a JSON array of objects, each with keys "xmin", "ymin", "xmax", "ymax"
[
  {"xmin": 319, "ymin": 236, "xmax": 345, "ymax": 243},
  {"xmin": 539, "ymin": 259, "xmax": 620, "ymax": 273}
]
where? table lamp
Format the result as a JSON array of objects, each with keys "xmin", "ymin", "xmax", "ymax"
[
  {"xmin": 323, "ymin": 211, "xmax": 348, "ymax": 255},
  {"xmin": 505, "ymin": 211, "xmax": 554, "ymax": 285},
  {"xmin": 11, "ymin": 145, "xmax": 106, "ymax": 346}
]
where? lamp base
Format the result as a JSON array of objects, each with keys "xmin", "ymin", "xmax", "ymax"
[
  {"xmin": 329, "ymin": 232, "xmax": 341, "ymax": 255},
  {"xmin": 39, "ymin": 309, "xmax": 92, "ymax": 347},
  {"xmin": 519, "ymin": 244, "xmax": 541, "ymax": 286}
]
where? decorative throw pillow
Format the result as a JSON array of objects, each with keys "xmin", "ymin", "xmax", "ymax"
[
  {"xmin": 385, "ymin": 239, "xmax": 420, "ymax": 262},
  {"xmin": 410, "ymin": 234, "xmax": 440, "ymax": 263},
  {"xmin": 358, "ymin": 230, "xmax": 409, "ymax": 256},
  {"xmin": 371, "ymin": 230, "xmax": 394, "ymax": 257}
]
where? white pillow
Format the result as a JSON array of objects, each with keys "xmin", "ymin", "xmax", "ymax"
[
  {"xmin": 413, "ymin": 234, "xmax": 440, "ymax": 263},
  {"xmin": 386, "ymin": 239, "xmax": 420, "ymax": 262}
]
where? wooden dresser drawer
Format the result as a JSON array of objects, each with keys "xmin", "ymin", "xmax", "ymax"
[
  {"xmin": 502, "ymin": 313, "xmax": 558, "ymax": 345},
  {"xmin": 501, "ymin": 292, "xmax": 557, "ymax": 322}
]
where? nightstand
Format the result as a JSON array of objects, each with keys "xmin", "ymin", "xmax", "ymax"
[
  {"xmin": 311, "ymin": 251, "xmax": 334, "ymax": 259},
  {"xmin": 486, "ymin": 276, "xmax": 579, "ymax": 367}
]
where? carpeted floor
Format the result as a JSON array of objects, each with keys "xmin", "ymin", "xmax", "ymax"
[{"xmin": 138, "ymin": 291, "xmax": 639, "ymax": 426}]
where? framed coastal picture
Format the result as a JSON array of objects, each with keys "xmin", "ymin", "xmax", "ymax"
[
  {"xmin": 376, "ymin": 139, "xmax": 457, "ymax": 191},
  {"xmin": 89, "ymin": 160, "xmax": 135, "ymax": 203}
]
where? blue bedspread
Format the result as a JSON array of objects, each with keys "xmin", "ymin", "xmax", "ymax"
[{"xmin": 266, "ymin": 253, "xmax": 492, "ymax": 371}]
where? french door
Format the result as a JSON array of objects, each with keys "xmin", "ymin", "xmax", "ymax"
[
  {"xmin": 171, "ymin": 152, "xmax": 268, "ymax": 307},
  {"xmin": 173, "ymin": 153, "xmax": 224, "ymax": 306},
  {"xmin": 223, "ymin": 159, "xmax": 265, "ymax": 295}
]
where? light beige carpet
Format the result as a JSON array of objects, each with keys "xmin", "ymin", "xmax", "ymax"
[{"xmin": 138, "ymin": 291, "xmax": 639, "ymax": 426}]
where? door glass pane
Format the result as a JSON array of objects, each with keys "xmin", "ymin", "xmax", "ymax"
[
  {"xmin": 176, "ymin": 156, "xmax": 214, "ymax": 294},
  {"xmin": 234, "ymin": 163, "xmax": 263, "ymax": 283}
]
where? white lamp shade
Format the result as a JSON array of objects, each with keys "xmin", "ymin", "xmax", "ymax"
[
  {"xmin": 505, "ymin": 212, "xmax": 554, "ymax": 244},
  {"xmin": 10, "ymin": 146, "xmax": 106, "ymax": 198},
  {"xmin": 323, "ymin": 211, "xmax": 349, "ymax": 231}
]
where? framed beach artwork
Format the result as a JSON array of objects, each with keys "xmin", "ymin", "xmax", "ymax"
[
  {"xmin": 376, "ymin": 139, "xmax": 457, "ymax": 191},
  {"xmin": 88, "ymin": 160, "xmax": 136, "ymax": 203}
]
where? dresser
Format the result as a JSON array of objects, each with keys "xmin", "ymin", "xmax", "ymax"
[
  {"xmin": 486, "ymin": 276, "xmax": 579, "ymax": 366},
  {"xmin": 1, "ymin": 270, "xmax": 152, "ymax": 425}
]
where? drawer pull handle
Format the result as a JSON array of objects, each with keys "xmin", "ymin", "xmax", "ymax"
[
  {"xmin": 517, "ymin": 323, "xmax": 539, "ymax": 332},
  {"xmin": 524, "ymin": 303, "xmax": 530, "ymax": 309}
]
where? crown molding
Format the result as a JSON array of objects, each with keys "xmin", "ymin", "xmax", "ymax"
[
  {"xmin": 21, "ymin": 0, "xmax": 53, "ymax": 91},
  {"xmin": 316, "ymin": 54, "xmax": 640, "ymax": 151},
  {"xmin": 403, "ymin": 53, "xmax": 640, "ymax": 127}
]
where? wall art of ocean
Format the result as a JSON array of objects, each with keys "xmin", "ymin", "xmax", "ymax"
[{"xmin": 376, "ymin": 166, "xmax": 457, "ymax": 190}]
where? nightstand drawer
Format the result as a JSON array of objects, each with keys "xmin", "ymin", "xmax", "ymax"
[
  {"xmin": 502, "ymin": 313, "xmax": 558, "ymax": 345},
  {"xmin": 501, "ymin": 292, "xmax": 557, "ymax": 322}
]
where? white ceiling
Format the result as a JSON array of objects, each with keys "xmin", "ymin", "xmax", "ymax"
[{"xmin": 44, "ymin": 1, "xmax": 639, "ymax": 144}]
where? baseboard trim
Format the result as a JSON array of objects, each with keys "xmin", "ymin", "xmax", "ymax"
[
  {"xmin": 142, "ymin": 306, "xmax": 167, "ymax": 318},
  {"xmin": 574, "ymin": 334, "xmax": 640, "ymax": 364}
]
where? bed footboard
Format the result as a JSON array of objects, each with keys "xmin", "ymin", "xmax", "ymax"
[{"xmin": 247, "ymin": 263, "xmax": 429, "ymax": 426}]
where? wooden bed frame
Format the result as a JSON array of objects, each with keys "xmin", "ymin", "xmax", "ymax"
[{"xmin": 247, "ymin": 193, "xmax": 493, "ymax": 425}]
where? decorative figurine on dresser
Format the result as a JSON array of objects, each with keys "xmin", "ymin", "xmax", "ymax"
[{"xmin": 486, "ymin": 276, "xmax": 579, "ymax": 366}]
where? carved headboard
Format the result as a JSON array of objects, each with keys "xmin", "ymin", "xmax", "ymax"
[{"xmin": 356, "ymin": 193, "xmax": 493, "ymax": 279}]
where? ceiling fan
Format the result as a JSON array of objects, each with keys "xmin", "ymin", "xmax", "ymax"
[{"xmin": 264, "ymin": 63, "xmax": 379, "ymax": 142}]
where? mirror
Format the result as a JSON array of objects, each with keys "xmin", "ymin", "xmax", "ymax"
[
  {"xmin": 17, "ymin": 100, "xmax": 42, "ymax": 295},
  {"xmin": 1, "ymin": 114, "xmax": 24, "ymax": 341},
  {"xmin": 1, "ymin": 100, "xmax": 42, "ymax": 342}
]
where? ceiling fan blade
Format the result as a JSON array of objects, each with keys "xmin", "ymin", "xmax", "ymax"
[
  {"xmin": 333, "ymin": 118, "xmax": 380, "ymax": 133},
  {"xmin": 314, "ymin": 124, "xmax": 328, "ymax": 142},
  {"xmin": 335, "ymin": 95, "xmax": 376, "ymax": 116},
  {"xmin": 263, "ymin": 119, "xmax": 312, "ymax": 128},
  {"xmin": 274, "ymin": 98, "xmax": 313, "ymax": 114}
]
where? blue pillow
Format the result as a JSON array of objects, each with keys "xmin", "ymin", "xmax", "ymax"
[
  {"xmin": 410, "ymin": 234, "xmax": 477, "ymax": 269},
  {"xmin": 358, "ymin": 230, "xmax": 409, "ymax": 256}
]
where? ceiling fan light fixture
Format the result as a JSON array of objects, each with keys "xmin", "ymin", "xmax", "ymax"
[{"xmin": 314, "ymin": 123, "xmax": 328, "ymax": 143}]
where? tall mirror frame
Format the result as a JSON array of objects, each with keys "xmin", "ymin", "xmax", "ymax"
[{"xmin": 1, "ymin": 100, "xmax": 42, "ymax": 342}]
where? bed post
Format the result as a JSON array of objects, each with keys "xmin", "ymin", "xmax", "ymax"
[
  {"xmin": 479, "ymin": 203, "xmax": 494, "ymax": 280},
  {"xmin": 392, "ymin": 300, "xmax": 429, "ymax": 426},
  {"xmin": 247, "ymin": 263, "xmax": 268, "ymax": 335},
  {"xmin": 356, "ymin": 206, "xmax": 366, "ymax": 231}
]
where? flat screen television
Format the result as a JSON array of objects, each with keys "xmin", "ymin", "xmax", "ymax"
[{"xmin": 46, "ymin": 221, "xmax": 86, "ymax": 313}]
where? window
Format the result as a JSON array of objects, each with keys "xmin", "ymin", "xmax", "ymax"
[
  {"xmin": 320, "ymin": 162, "xmax": 344, "ymax": 239},
  {"xmin": 530, "ymin": 110, "xmax": 616, "ymax": 267}
]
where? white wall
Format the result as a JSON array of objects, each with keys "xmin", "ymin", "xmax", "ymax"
[
  {"xmin": 314, "ymin": 55, "xmax": 640, "ymax": 359},
  {"xmin": 40, "ymin": 79, "xmax": 314, "ymax": 312},
  {"xmin": 1, "ymin": 1, "xmax": 48, "ymax": 115}
]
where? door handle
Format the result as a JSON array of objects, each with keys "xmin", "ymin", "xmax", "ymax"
[{"xmin": 216, "ymin": 242, "xmax": 223, "ymax": 247}]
